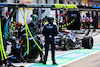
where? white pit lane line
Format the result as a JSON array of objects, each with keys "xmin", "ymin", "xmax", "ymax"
[{"xmin": 58, "ymin": 44, "xmax": 100, "ymax": 67}]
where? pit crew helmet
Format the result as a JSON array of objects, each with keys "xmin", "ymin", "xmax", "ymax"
[
  {"xmin": 16, "ymin": 22, "xmax": 22, "ymax": 30},
  {"xmin": 47, "ymin": 17, "xmax": 54, "ymax": 24},
  {"xmin": 33, "ymin": 14, "xmax": 38, "ymax": 21}
]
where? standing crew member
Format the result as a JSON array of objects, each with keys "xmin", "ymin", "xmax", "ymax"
[
  {"xmin": 42, "ymin": 15, "xmax": 49, "ymax": 26},
  {"xmin": 81, "ymin": 15, "xmax": 86, "ymax": 29},
  {"xmin": 2, "ymin": 12, "xmax": 11, "ymax": 33},
  {"xmin": 42, "ymin": 17, "xmax": 58, "ymax": 65},
  {"xmin": 85, "ymin": 15, "xmax": 89, "ymax": 28},
  {"xmin": 56, "ymin": 14, "xmax": 63, "ymax": 31},
  {"xmin": 93, "ymin": 16, "xmax": 96, "ymax": 31},
  {"xmin": 28, "ymin": 14, "xmax": 33, "ymax": 24},
  {"xmin": 89, "ymin": 15, "xmax": 93, "ymax": 27},
  {"xmin": 16, "ymin": 22, "xmax": 23, "ymax": 39},
  {"xmin": 29, "ymin": 14, "xmax": 38, "ymax": 36},
  {"xmin": 5, "ymin": 12, "xmax": 11, "ymax": 21}
]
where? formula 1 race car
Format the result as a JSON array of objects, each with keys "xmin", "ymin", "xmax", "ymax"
[{"xmin": 55, "ymin": 29, "xmax": 93, "ymax": 50}]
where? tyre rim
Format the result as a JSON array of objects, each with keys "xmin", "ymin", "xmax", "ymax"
[{"xmin": 65, "ymin": 42, "xmax": 70, "ymax": 50}]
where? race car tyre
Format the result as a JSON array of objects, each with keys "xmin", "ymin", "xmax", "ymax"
[
  {"xmin": 63, "ymin": 42, "xmax": 70, "ymax": 50},
  {"xmin": 61, "ymin": 38, "xmax": 70, "ymax": 50},
  {"xmin": 21, "ymin": 37, "xmax": 43, "ymax": 62},
  {"xmin": 24, "ymin": 47, "xmax": 39, "ymax": 62},
  {"xmin": 82, "ymin": 36, "xmax": 93, "ymax": 49}
]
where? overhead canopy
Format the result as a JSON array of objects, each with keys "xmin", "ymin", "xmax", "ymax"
[
  {"xmin": 0, "ymin": 3, "xmax": 74, "ymax": 9},
  {"xmin": 0, "ymin": 3, "xmax": 100, "ymax": 10}
]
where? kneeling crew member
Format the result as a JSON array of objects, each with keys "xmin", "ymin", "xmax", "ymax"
[{"xmin": 42, "ymin": 17, "xmax": 58, "ymax": 65}]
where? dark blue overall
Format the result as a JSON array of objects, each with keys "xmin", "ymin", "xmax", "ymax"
[{"xmin": 42, "ymin": 24, "xmax": 58, "ymax": 63}]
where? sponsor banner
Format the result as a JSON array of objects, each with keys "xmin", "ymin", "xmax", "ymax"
[
  {"xmin": 20, "ymin": 0, "xmax": 33, "ymax": 4},
  {"xmin": 19, "ymin": 0, "xmax": 33, "ymax": 10},
  {"xmin": 82, "ymin": 0, "xmax": 88, "ymax": 6}
]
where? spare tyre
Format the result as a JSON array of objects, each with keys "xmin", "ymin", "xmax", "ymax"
[
  {"xmin": 82, "ymin": 36, "xmax": 93, "ymax": 49},
  {"xmin": 24, "ymin": 47, "xmax": 39, "ymax": 61},
  {"xmin": 23, "ymin": 37, "xmax": 43, "ymax": 62}
]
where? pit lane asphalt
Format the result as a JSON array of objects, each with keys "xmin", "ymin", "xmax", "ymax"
[
  {"xmin": 63, "ymin": 29, "xmax": 100, "ymax": 67},
  {"xmin": 6, "ymin": 29, "xmax": 100, "ymax": 67}
]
